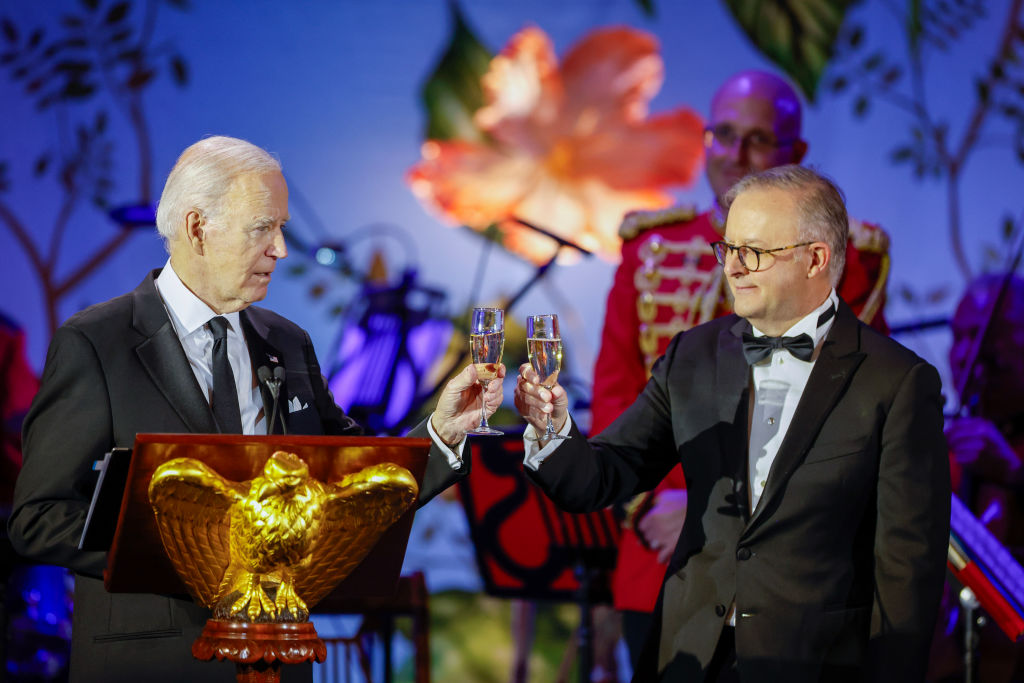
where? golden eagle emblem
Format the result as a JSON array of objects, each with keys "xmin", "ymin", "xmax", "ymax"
[{"xmin": 148, "ymin": 451, "xmax": 418, "ymax": 622}]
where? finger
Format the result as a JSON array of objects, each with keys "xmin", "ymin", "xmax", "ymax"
[
  {"xmin": 448, "ymin": 363, "xmax": 478, "ymax": 391},
  {"xmin": 517, "ymin": 391, "xmax": 553, "ymax": 414},
  {"xmin": 519, "ymin": 363, "xmax": 542, "ymax": 385}
]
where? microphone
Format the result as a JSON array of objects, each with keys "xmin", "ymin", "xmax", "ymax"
[{"xmin": 257, "ymin": 365, "xmax": 287, "ymax": 435}]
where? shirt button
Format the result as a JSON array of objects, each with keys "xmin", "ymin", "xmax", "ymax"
[
  {"xmin": 715, "ymin": 604, "xmax": 726, "ymax": 617},
  {"xmin": 737, "ymin": 547, "xmax": 752, "ymax": 561},
  {"xmin": 767, "ymin": 417, "xmax": 775, "ymax": 425}
]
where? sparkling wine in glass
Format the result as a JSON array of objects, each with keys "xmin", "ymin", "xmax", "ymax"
[
  {"xmin": 527, "ymin": 314, "xmax": 569, "ymax": 441},
  {"xmin": 467, "ymin": 307, "xmax": 504, "ymax": 436}
]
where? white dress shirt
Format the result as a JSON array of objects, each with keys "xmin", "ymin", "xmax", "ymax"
[
  {"xmin": 155, "ymin": 261, "xmax": 465, "ymax": 469},
  {"xmin": 747, "ymin": 288, "xmax": 839, "ymax": 511},
  {"xmin": 154, "ymin": 261, "xmax": 266, "ymax": 435}
]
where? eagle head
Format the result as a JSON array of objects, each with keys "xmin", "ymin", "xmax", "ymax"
[{"xmin": 253, "ymin": 451, "xmax": 309, "ymax": 500}]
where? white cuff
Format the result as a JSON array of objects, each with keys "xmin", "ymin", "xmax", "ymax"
[
  {"xmin": 426, "ymin": 414, "xmax": 466, "ymax": 470},
  {"xmin": 522, "ymin": 415, "xmax": 573, "ymax": 471}
]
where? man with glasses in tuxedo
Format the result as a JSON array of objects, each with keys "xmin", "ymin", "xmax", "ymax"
[
  {"xmin": 592, "ymin": 70, "xmax": 892, "ymax": 667},
  {"xmin": 518, "ymin": 165, "xmax": 949, "ymax": 682}
]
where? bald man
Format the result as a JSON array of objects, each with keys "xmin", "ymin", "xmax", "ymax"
[{"xmin": 593, "ymin": 70, "xmax": 892, "ymax": 665}]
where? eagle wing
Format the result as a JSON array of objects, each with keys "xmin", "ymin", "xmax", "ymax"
[
  {"xmin": 294, "ymin": 463, "xmax": 418, "ymax": 607},
  {"xmin": 148, "ymin": 457, "xmax": 246, "ymax": 608}
]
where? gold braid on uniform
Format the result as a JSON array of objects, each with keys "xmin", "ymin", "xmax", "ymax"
[{"xmin": 848, "ymin": 218, "xmax": 891, "ymax": 326}]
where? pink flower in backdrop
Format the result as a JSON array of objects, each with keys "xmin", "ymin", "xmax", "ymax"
[{"xmin": 407, "ymin": 25, "xmax": 705, "ymax": 263}]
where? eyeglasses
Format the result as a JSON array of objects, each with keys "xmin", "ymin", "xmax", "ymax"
[
  {"xmin": 704, "ymin": 124, "xmax": 799, "ymax": 155},
  {"xmin": 711, "ymin": 240, "xmax": 815, "ymax": 272}
]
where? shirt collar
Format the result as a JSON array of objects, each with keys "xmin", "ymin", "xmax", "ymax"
[
  {"xmin": 751, "ymin": 288, "xmax": 839, "ymax": 347},
  {"xmin": 155, "ymin": 259, "xmax": 242, "ymax": 336}
]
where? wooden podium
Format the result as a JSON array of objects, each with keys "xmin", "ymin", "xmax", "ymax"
[{"xmin": 86, "ymin": 433, "xmax": 431, "ymax": 682}]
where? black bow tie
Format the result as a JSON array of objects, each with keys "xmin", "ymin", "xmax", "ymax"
[{"xmin": 741, "ymin": 332, "xmax": 815, "ymax": 364}]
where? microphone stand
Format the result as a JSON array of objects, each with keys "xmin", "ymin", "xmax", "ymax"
[
  {"xmin": 418, "ymin": 217, "xmax": 594, "ymax": 404},
  {"xmin": 258, "ymin": 366, "xmax": 287, "ymax": 435}
]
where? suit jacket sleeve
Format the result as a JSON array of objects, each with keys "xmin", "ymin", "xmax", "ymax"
[
  {"xmin": 528, "ymin": 338, "xmax": 684, "ymax": 511},
  {"xmin": 867, "ymin": 360, "xmax": 950, "ymax": 681},
  {"xmin": 404, "ymin": 419, "xmax": 469, "ymax": 508},
  {"xmin": 9, "ymin": 325, "xmax": 109, "ymax": 578}
]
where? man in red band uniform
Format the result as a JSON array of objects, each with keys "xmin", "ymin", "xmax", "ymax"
[
  {"xmin": 591, "ymin": 70, "xmax": 892, "ymax": 665},
  {"xmin": 929, "ymin": 274, "xmax": 1024, "ymax": 682}
]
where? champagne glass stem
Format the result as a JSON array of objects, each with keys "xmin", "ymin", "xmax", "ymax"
[{"xmin": 478, "ymin": 379, "xmax": 490, "ymax": 429}]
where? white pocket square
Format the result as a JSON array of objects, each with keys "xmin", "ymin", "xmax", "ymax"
[{"xmin": 287, "ymin": 396, "xmax": 309, "ymax": 413}]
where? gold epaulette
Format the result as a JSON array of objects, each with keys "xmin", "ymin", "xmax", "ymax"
[
  {"xmin": 619, "ymin": 204, "xmax": 698, "ymax": 241},
  {"xmin": 848, "ymin": 217, "xmax": 890, "ymax": 254}
]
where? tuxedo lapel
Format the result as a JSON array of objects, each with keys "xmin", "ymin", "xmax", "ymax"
[
  {"xmin": 241, "ymin": 309, "xmax": 288, "ymax": 435},
  {"xmin": 744, "ymin": 302, "xmax": 865, "ymax": 534},
  {"xmin": 131, "ymin": 271, "xmax": 217, "ymax": 433},
  {"xmin": 718, "ymin": 317, "xmax": 753, "ymax": 518},
  {"xmin": 717, "ymin": 317, "xmax": 751, "ymax": 424}
]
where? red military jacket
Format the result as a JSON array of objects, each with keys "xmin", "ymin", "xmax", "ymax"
[{"xmin": 593, "ymin": 205, "xmax": 891, "ymax": 612}]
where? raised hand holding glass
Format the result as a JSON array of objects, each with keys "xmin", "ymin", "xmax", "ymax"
[
  {"xmin": 527, "ymin": 314, "xmax": 569, "ymax": 441},
  {"xmin": 467, "ymin": 307, "xmax": 504, "ymax": 436}
]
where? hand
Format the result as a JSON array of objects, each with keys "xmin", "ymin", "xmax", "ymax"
[
  {"xmin": 431, "ymin": 363, "xmax": 506, "ymax": 445},
  {"xmin": 946, "ymin": 416, "xmax": 1023, "ymax": 482},
  {"xmin": 513, "ymin": 362, "xmax": 568, "ymax": 437},
  {"xmin": 637, "ymin": 488, "xmax": 687, "ymax": 564}
]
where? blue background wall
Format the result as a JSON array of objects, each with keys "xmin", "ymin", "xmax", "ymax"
[{"xmin": 2, "ymin": 0, "xmax": 1021, "ymax": 409}]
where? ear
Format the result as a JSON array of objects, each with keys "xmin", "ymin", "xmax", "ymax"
[
  {"xmin": 184, "ymin": 209, "xmax": 206, "ymax": 255},
  {"xmin": 791, "ymin": 139, "xmax": 808, "ymax": 164},
  {"xmin": 806, "ymin": 242, "xmax": 830, "ymax": 279}
]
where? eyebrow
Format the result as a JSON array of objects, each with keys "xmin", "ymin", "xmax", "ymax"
[
  {"xmin": 723, "ymin": 238, "xmax": 769, "ymax": 246},
  {"xmin": 251, "ymin": 215, "xmax": 290, "ymax": 228}
]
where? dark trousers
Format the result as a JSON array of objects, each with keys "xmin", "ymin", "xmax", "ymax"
[
  {"xmin": 707, "ymin": 626, "xmax": 739, "ymax": 683},
  {"xmin": 622, "ymin": 609, "xmax": 654, "ymax": 674}
]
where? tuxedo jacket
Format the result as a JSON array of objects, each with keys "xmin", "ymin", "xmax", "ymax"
[
  {"xmin": 9, "ymin": 270, "xmax": 463, "ymax": 683},
  {"xmin": 529, "ymin": 301, "xmax": 950, "ymax": 683}
]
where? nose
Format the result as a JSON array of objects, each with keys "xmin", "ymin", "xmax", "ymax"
[
  {"xmin": 722, "ymin": 248, "xmax": 748, "ymax": 277},
  {"xmin": 715, "ymin": 134, "xmax": 749, "ymax": 164},
  {"xmin": 268, "ymin": 227, "xmax": 288, "ymax": 259}
]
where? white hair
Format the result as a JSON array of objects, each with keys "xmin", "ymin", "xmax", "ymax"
[
  {"xmin": 155, "ymin": 136, "xmax": 281, "ymax": 250},
  {"xmin": 724, "ymin": 164, "xmax": 848, "ymax": 287}
]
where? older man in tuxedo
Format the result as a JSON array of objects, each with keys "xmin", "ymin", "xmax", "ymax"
[
  {"xmin": 515, "ymin": 165, "xmax": 949, "ymax": 682},
  {"xmin": 9, "ymin": 136, "xmax": 499, "ymax": 683}
]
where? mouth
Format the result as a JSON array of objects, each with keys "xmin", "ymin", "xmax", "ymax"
[{"xmin": 253, "ymin": 271, "xmax": 273, "ymax": 282}]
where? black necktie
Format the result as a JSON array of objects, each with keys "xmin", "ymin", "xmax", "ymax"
[
  {"xmin": 209, "ymin": 316, "xmax": 243, "ymax": 433},
  {"xmin": 741, "ymin": 302, "xmax": 836, "ymax": 365},
  {"xmin": 741, "ymin": 332, "xmax": 815, "ymax": 364}
]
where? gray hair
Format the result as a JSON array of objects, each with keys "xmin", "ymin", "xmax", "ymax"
[
  {"xmin": 723, "ymin": 165, "xmax": 847, "ymax": 287},
  {"xmin": 155, "ymin": 136, "xmax": 281, "ymax": 250}
]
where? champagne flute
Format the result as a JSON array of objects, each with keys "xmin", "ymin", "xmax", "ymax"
[
  {"xmin": 527, "ymin": 314, "xmax": 569, "ymax": 441},
  {"xmin": 466, "ymin": 307, "xmax": 504, "ymax": 436}
]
